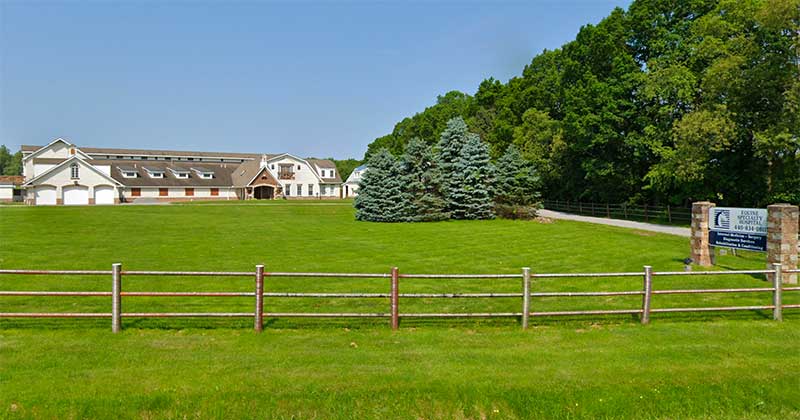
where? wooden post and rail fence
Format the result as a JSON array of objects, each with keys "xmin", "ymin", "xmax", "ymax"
[
  {"xmin": 542, "ymin": 200, "xmax": 692, "ymax": 225},
  {"xmin": 0, "ymin": 263, "xmax": 798, "ymax": 332}
]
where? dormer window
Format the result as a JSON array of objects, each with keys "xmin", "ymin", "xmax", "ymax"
[
  {"xmin": 191, "ymin": 168, "xmax": 214, "ymax": 179},
  {"xmin": 119, "ymin": 166, "xmax": 138, "ymax": 178},
  {"xmin": 168, "ymin": 167, "xmax": 191, "ymax": 179},
  {"xmin": 143, "ymin": 167, "xmax": 165, "ymax": 179},
  {"xmin": 70, "ymin": 163, "xmax": 79, "ymax": 179}
]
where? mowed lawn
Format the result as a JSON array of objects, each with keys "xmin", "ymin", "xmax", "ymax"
[{"xmin": 1, "ymin": 202, "xmax": 799, "ymax": 419}]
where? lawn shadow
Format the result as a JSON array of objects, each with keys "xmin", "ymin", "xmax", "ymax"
[{"xmin": 0, "ymin": 309, "xmax": 785, "ymax": 332}]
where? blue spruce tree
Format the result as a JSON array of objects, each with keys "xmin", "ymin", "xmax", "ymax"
[
  {"xmin": 450, "ymin": 134, "xmax": 495, "ymax": 220},
  {"xmin": 354, "ymin": 148, "xmax": 407, "ymax": 222},
  {"xmin": 401, "ymin": 138, "xmax": 448, "ymax": 222},
  {"xmin": 494, "ymin": 144, "xmax": 542, "ymax": 219},
  {"xmin": 436, "ymin": 117, "xmax": 471, "ymax": 213},
  {"xmin": 495, "ymin": 144, "xmax": 541, "ymax": 206}
]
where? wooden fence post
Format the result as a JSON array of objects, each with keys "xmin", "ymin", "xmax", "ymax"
[
  {"xmin": 391, "ymin": 267, "xmax": 399, "ymax": 330},
  {"xmin": 112, "ymin": 263, "xmax": 122, "ymax": 333},
  {"xmin": 522, "ymin": 267, "xmax": 531, "ymax": 330},
  {"xmin": 641, "ymin": 266, "xmax": 653, "ymax": 325},
  {"xmin": 773, "ymin": 263, "xmax": 782, "ymax": 321},
  {"xmin": 623, "ymin": 203, "xmax": 628, "ymax": 219},
  {"xmin": 667, "ymin": 205, "xmax": 672, "ymax": 223},
  {"xmin": 255, "ymin": 264, "xmax": 264, "ymax": 332},
  {"xmin": 644, "ymin": 204, "xmax": 649, "ymax": 223}
]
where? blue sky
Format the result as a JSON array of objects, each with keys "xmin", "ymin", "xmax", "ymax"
[{"xmin": 0, "ymin": 0, "xmax": 630, "ymax": 159}]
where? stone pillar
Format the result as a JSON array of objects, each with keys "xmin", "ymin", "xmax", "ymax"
[
  {"xmin": 691, "ymin": 201, "xmax": 715, "ymax": 266},
  {"xmin": 767, "ymin": 204, "xmax": 799, "ymax": 284}
]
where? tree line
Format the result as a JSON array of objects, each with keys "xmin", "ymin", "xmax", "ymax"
[
  {"xmin": 365, "ymin": 0, "xmax": 800, "ymax": 207},
  {"xmin": 355, "ymin": 117, "xmax": 540, "ymax": 222}
]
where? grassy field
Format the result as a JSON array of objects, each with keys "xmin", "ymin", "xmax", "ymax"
[{"xmin": 1, "ymin": 202, "xmax": 799, "ymax": 419}]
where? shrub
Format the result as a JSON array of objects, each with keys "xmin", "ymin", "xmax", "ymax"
[{"xmin": 494, "ymin": 203, "xmax": 541, "ymax": 220}]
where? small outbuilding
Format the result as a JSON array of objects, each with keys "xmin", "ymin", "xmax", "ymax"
[{"xmin": 0, "ymin": 176, "xmax": 24, "ymax": 203}]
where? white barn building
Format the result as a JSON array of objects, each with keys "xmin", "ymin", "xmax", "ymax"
[{"xmin": 20, "ymin": 138, "xmax": 343, "ymax": 205}]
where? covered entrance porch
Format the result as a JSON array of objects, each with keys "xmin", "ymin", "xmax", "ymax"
[{"xmin": 252, "ymin": 185, "xmax": 275, "ymax": 200}]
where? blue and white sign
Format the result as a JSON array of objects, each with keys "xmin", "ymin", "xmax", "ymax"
[{"xmin": 709, "ymin": 207, "xmax": 768, "ymax": 252}]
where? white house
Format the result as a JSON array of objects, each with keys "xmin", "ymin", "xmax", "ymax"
[
  {"xmin": 19, "ymin": 138, "xmax": 343, "ymax": 205},
  {"xmin": 343, "ymin": 164, "xmax": 367, "ymax": 198}
]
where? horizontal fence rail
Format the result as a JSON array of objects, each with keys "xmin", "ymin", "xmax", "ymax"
[
  {"xmin": 0, "ymin": 264, "xmax": 797, "ymax": 332},
  {"xmin": 542, "ymin": 200, "xmax": 692, "ymax": 225}
]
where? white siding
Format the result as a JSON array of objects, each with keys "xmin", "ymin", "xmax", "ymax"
[
  {"xmin": 33, "ymin": 164, "xmax": 56, "ymax": 177},
  {"xmin": 0, "ymin": 186, "xmax": 13, "ymax": 200},
  {"xmin": 32, "ymin": 141, "xmax": 72, "ymax": 159},
  {"xmin": 169, "ymin": 188, "xmax": 186, "ymax": 197},
  {"xmin": 321, "ymin": 184, "xmax": 340, "ymax": 197},
  {"xmin": 94, "ymin": 165, "xmax": 111, "ymax": 176},
  {"xmin": 268, "ymin": 156, "xmax": 323, "ymax": 197}
]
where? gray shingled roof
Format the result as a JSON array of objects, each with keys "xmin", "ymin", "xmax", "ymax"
[
  {"xmin": 110, "ymin": 161, "xmax": 236, "ymax": 187},
  {"xmin": 22, "ymin": 145, "xmax": 260, "ymax": 159}
]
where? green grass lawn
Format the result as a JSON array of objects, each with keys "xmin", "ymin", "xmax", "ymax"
[{"xmin": 1, "ymin": 202, "xmax": 798, "ymax": 419}]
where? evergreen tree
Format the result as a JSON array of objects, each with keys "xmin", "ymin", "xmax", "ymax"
[
  {"xmin": 495, "ymin": 144, "xmax": 541, "ymax": 206},
  {"xmin": 354, "ymin": 148, "xmax": 406, "ymax": 222},
  {"xmin": 401, "ymin": 138, "xmax": 448, "ymax": 222},
  {"xmin": 449, "ymin": 134, "xmax": 495, "ymax": 220},
  {"xmin": 436, "ymin": 117, "xmax": 471, "ymax": 212}
]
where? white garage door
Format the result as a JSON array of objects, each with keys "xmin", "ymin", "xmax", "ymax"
[
  {"xmin": 94, "ymin": 186, "xmax": 115, "ymax": 205},
  {"xmin": 63, "ymin": 185, "xmax": 89, "ymax": 205},
  {"xmin": 34, "ymin": 186, "xmax": 57, "ymax": 205}
]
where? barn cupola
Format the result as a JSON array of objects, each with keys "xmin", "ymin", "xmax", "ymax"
[{"xmin": 260, "ymin": 154, "xmax": 268, "ymax": 168}]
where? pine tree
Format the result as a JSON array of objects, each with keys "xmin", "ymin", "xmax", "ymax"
[
  {"xmin": 354, "ymin": 148, "xmax": 406, "ymax": 222},
  {"xmin": 436, "ymin": 117, "xmax": 471, "ymax": 212},
  {"xmin": 449, "ymin": 134, "xmax": 495, "ymax": 220},
  {"xmin": 401, "ymin": 138, "xmax": 448, "ymax": 222},
  {"xmin": 495, "ymin": 144, "xmax": 541, "ymax": 206}
]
